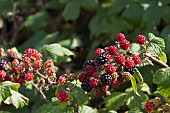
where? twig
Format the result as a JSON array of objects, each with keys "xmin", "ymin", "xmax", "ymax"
[
  {"xmin": 32, "ymin": 83, "xmax": 50, "ymax": 103},
  {"xmin": 145, "ymin": 53, "xmax": 169, "ymax": 68},
  {"xmin": 70, "ymin": 99, "xmax": 80, "ymax": 113}
]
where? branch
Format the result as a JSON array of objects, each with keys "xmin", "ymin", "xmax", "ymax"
[
  {"xmin": 32, "ymin": 83, "xmax": 50, "ymax": 103},
  {"xmin": 145, "ymin": 53, "xmax": 169, "ymax": 68}
]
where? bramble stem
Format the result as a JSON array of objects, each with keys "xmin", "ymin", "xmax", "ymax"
[
  {"xmin": 32, "ymin": 83, "xmax": 50, "ymax": 103},
  {"xmin": 145, "ymin": 53, "xmax": 169, "ymax": 68}
]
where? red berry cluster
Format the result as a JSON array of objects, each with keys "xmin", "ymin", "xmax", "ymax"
[
  {"xmin": 0, "ymin": 48, "xmax": 56, "ymax": 85},
  {"xmin": 79, "ymin": 33, "xmax": 147, "ymax": 97},
  {"xmin": 144, "ymin": 97, "xmax": 170, "ymax": 112},
  {"xmin": 56, "ymin": 91, "xmax": 69, "ymax": 102}
]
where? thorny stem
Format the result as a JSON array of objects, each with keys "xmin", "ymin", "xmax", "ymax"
[
  {"xmin": 32, "ymin": 82, "xmax": 50, "ymax": 103},
  {"xmin": 145, "ymin": 53, "xmax": 169, "ymax": 68}
]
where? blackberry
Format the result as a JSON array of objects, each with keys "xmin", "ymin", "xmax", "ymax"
[
  {"xmin": 124, "ymin": 67, "xmax": 136, "ymax": 75},
  {"xmin": 83, "ymin": 60, "xmax": 95, "ymax": 68},
  {"xmin": 7, "ymin": 54, "xmax": 14, "ymax": 62},
  {"xmin": 81, "ymin": 80, "xmax": 92, "ymax": 92},
  {"xmin": 100, "ymin": 73, "xmax": 113, "ymax": 85},
  {"xmin": 95, "ymin": 54, "xmax": 107, "ymax": 65},
  {"xmin": 0, "ymin": 60, "xmax": 7, "ymax": 69}
]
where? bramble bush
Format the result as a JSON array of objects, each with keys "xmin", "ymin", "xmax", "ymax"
[{"xmin": 0, "ymin": 0, "xmax": 170, "ymax": 113}]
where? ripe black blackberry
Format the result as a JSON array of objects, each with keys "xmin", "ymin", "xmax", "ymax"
[
  {"xmin": 83, "ymin": 60, "xmax": 95, "ymax": 68},
  {"xmin": 7, "ymin": 54, "xmax": 14, "ymax": 62},
  {"xmin": 95, "ymin": 54, "xmax": 107, "ymax": 65},
  {"xmin": 81, "ymin": 80, "xmax": 92, "ymax": 92},
  {"xmin": 124, "ymin": 67, "xmax": 136, "ymax": 75},
  {"xmin": 0, "ymin": 60, "xmax": 7, "ymax": 69},
  {"xmin": 100, "ymin": 73, "xmax": 113, "ymax": 85}
]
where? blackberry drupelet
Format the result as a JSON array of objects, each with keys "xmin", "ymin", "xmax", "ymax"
[
  {"xmin": 81, "ymin": 80, "xmax": 92, "ymax": 92},
  {"xmin": 7, "ymin": 54, "xmax": 14, "ymax": 62},
  {"xmin": 83, "ymin": 60, "xmax": 95, "ymax": 68},
  {"xmin": 95, "ymin": 54, "xmax": 107, "ymax": 65},
  {"xmin": 124, "ymin": 67, "xmax": 136, "ymax": 75},
  {"xmin": 0, "ymin": 60, "xmax": 7, "ymax": 69},
  {"xmin": 100, "ymin": 73, "xmax": 113, "ymax": 85}
]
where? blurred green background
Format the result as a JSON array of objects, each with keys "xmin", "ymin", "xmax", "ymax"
[{"xmin": 0, "ymin": 0, "xmax": 170, "ymax": 112}]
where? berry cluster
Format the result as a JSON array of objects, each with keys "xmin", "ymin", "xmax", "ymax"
[
  {"xmin": 0, "ymin": 48, "xmax": 56, "ymax": 85},
  {"xmin": 144, "ymin": 97, "xmax": 170, "ymax": 112},
  {"xmin": 79, "ymin": 33, "xmax": 147, "ymax": 97}
]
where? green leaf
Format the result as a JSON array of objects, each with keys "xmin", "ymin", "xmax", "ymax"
[
  {"xmin": 58, "ymin": 102, "xmax": 68, "ymax": 110},
  {"xmin": 160, "ymin": 0, "xmax": 170, "ymax": 4},
  {"xmin": 62, "ymin": 47, "xmax": 74, "ymax": 56},
  {"xmin": 158, "ymin": 52, "xmax": 167, "ymax": 64},
  {"xmin": 24, "ymin": 11, "xmax": 49, "ymax": 31},
  {"xmin": 125, "ymin": 91, "xmax": 148, "ymax": 109},
  {"xmin": 35, "ymin": 32, "xmax": 59, "ymax": 49},
  {"xmin": 105, "ymin": 92, "xmax": 126, "ymax": 110},
  {"xmin": 0, "ymin": 0, "xmax": 13, "ymax": 17},
  {"xmin": 63, "ymin": 0, "xmax": 81, "ymax": 21},
  {"xmin": 0, "ymin": 85, "xmax": 11, "ymax": 104},
  {"xmin": 40, "ymin": 43, "xmax": 73, "ymax": 62},
  {"xmin": 1, "ymin": 81, "xmax": 20, "ymax": 91},
  {"xmin": 137, "ymin": 83, "xmax": 150, "ymax": 94},
  {"xmin": 59, "ymin": 0, "xmax": 69, "ymax": 3},
  {"xmin": 4, "ymin": 89, "xmax": 29, "ymax": 108},
  {"xmin": 82, "ymin": 0, "xmax": 98, "ymax": 11},
  {"xmin": 39, "ymin": 103, "xmax": 74, "ymax": 113},
  {"xmin": 148, "ymin": 33, "xmax": 165, "ymax": 50},
  {"xmin": 71, "ymin": 86, "xmax": 89, "ymax": 105},
  {"xmin": 107, "ymin": 0, "xmax": 132, "ymax": 15},
  {"xmin": 134, "ymin": 69, "xmax": 143, "ymax": 84},
  {"xmin": 130, "ymin": 43, "xmax": 141, "ymax": 53},
  {"xmin": 128, "ymin": 109, "xmax": 143, "ymax": 113},
  {"xmin": 19, "ymin": 31, "xmax": 46, "ymax": 51},
  {"xmin": 51, "ymin": 97, "xmax": 58, "ymax": 103},
  {"xmin": 131, "ymin": 76, "xmax": 138, "ymax": 94},
  {"xmin": 121, "ymin": 3, "xmax": 143, "ymax": 26},
  {"xmin": 0, "ymin": 111, "xmax": 11, "ymax": 113},
  {"xmin": 153, "ymin": 67, "xmax": 170, "ymax": 85},
  {"xmin": 79, "ymin": 105, "xmax": 97, "ymax": 113},
  {"xmin": 157, "ymin": 79, "xmax": 170, "ymax": 98}
]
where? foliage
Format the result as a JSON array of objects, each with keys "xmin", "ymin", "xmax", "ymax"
[{"xmin": 0, "ymin": 0, "xmax": 170, "ymax": 113}]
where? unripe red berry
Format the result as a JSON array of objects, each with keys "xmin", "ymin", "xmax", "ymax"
[
  {"xmin": 105, "ymin": 64, "xmax": 116, "ymax": 75},
  {"xmin": 45, "ymin": 59, "xmax": 54, "ymax": 67},
  {"xmin": 111, "ymin": 80, "xmax": 120, "ymax": 88},
  {"xmin": 85, "ymin": 65, "xmax": 96, "ymax": 77},
  {"xmin": 0, "ymin": 70, "xmax": 6, "ymax": 80},
  {"xmin": 132, "ymin": 55, "xmax": 141, "ymax": 64},
  {"xmin": 125, "ymin": 59, "xmax": 135, "ymax": 68},
  {"xmin": 114, "ymin": 54, "xmax": 125, "ymax": 64},
  {"xmin": 144, "ymin": 102, "xmax": 155, "ymax": 112},
  {"xmin": 0, "ymin": 48, "xmax": 4, "ymax": 53},
  {"xmin": 90, "ymin": 78, "xmax": 99, "ymax": 88},
  {"xmin": 116, "ymin": 33, "xmax": 126, "ymax": 41},
  {"xmin": 56, "ymin": 91, "xmax": 69, "ymax": 102},
  {"xmin": 106, "ymin": 54, "xmax": 112, "ymax": 62},
  {"xmin": 136, "ymin": 35, "xmax": 146, "ymax": 45},
  {"xmin": 92, "ymin": 88, "xmax": 105, "ymax": 97},
  {"xmin": 120, "ymin": 39, "xmax": 130, "ymax": 50},
  {"xmin": 108, "ymin": 46, "xmax": 117, "ymax": 55},
  {"xmin": 117, "ymin": 76, "xmax": 126, "ymax": 83},
  {"xmin": 45, "ymin": 67, "xmax": 56, "ymax": 77},
  {"xmin": 95, "ymin": 48, "xmax": 105, "ymax": 56},
  {"xmin": 22, "ymin": 57, "xmax": 31, "ymax": 64},
  {"xmin": 32, "ymin": 60, "xmax": 43, "ymax": 70},
  {"xmin": 58, "ymin": 76, "xmax": 67, "ymax": 85},
  {"xmin": 16, "ymin": 78, "xmax": 25, "ymax": 85},
  {"xmin": 12, "ymin": 59, "xmax": 19, "ymax": 66},
  {"xmin": 25, "ymin": 72, "xmax": 34, "ymax": 81},
  {"xmin": 78, "ymin": 73, "xmax": 87, "ymax": 82}
]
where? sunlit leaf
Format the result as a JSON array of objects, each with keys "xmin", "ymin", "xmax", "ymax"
[{"xmin": 105, "ymin": 92, "xmax": 126, "ymax": 110}]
